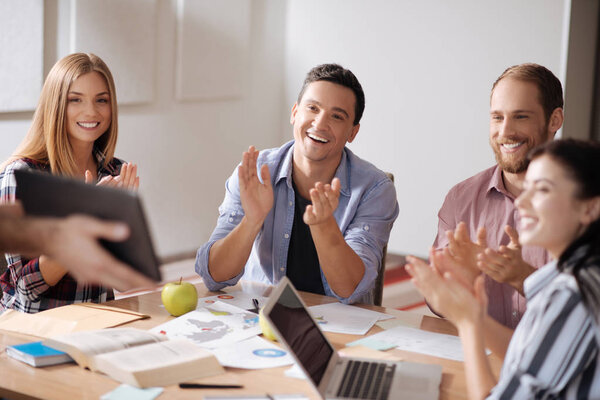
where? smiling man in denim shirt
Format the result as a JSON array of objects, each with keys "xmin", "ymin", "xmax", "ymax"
[{"xmin": 196, "ymin": 64, "xmax": 398, "ymax": 304}]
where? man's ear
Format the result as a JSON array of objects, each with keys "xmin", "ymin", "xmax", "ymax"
[
  {"xmin": 347, "ymin": 123, "xmax": 360, "ymax": 143},
  {"xmin": 548, "ymin": 107, "xmax": 564, "ymax": 137},
  {"xmin": 290, "ymin": 103, "xmax": 298, "ymax": 125}
]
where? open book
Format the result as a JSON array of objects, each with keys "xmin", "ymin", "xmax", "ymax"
[{"xmin": 43, "ymin": 328, "xmax": 224, "ymax": 388}]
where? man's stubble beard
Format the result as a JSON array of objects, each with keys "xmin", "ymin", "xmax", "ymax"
[
  {"xmin": 492, "ymin": 125, "xmax": 551, "ymax": 174},
  {"xmin": 494, "ymin": 149, "xmax": 530, "ymax": 174}
]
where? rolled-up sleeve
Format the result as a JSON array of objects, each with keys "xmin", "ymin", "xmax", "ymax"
[
  {"xmin": 195, "ymin": 167, "xmax": 246, "ymax": 291},
  {"xmin": 326, "ymin": 177, "xmax": 399, "ymax": 304}
]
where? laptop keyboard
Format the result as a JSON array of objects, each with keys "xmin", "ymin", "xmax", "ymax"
[{"xmin": 336, "ymin": 360, "xmax": 396, "ymax": 399}]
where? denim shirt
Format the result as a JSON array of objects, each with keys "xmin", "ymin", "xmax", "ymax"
[{"xmin": 196, "ymin": 141, "xmax": 399, "ymax": 304}]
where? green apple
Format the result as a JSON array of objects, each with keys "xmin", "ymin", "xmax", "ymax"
[
  {"xmin": 259, "ymin": 308, "xmax": 278, "ymax": 341},
  {"xmin": 161, "ymin": 278, "xmax": 198, "ymax": 316}
]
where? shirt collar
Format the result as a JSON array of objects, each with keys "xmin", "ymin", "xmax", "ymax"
[
  {"xmin": 486, "ymin": 165, "xmax": 514, "ymax": 200},
  {"xmin": 275, "ymin": 142, "xmax": 351, "ymax": 197},
  {"xmin": 275, "ymin": 143, "xmax": 294, "ymax": 185},
  {"xmin": 93, "ymin": 145, "xmax": 107, "ymax": 169},
  {"xmin": 92, "ymin": 146, "xmax": 121, "ymax": 176},
  {"xmin": 523, "ymin": 260, "xmax": 559, "ymax": 300}
]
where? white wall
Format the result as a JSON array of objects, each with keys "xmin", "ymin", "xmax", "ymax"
[
  {"xmin": 116, "ymin": 0, "xmax": 287, "ymax": 256},
  {"xmin": 0, "ymin": 0, "xmax": 43, "ymax": 112},
  {"xmin": 282, "ymin": 0, "xmax": 567, "ymax": 256}
]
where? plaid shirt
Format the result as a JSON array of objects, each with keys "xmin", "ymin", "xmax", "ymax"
[{"xmin": 0, "ymin": 148, "xmax": 124, "ymax": 313}]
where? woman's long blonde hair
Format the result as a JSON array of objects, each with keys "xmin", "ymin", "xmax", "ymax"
[{"xmin": 2, "ymin": 53, "xmax": 118, "ymax": 175}]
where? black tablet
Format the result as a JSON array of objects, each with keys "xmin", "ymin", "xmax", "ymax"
[{"xmin": 14, "ymin": 169, "xmax": 161, "ymax": 281}]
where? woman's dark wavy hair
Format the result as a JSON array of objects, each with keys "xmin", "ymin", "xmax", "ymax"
[{"xmin": 528, "ymin": 139, "xmax": 600, "ymax": 323}]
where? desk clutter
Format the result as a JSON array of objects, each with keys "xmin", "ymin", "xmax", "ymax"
[
  {"xmin": 2, "ymin": 288, "xmax": 458, "ymax": 399},
  {"xmin": 149, "ymin": 299, "xmax": 296, "ymax": 369},
  {"xmin": 43, "ymin": 328, "xmax": 223, "ymax": 388}
]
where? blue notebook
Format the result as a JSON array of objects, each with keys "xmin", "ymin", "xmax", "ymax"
[{"xmin": 6, "ymin": 341, "xmax": 74, "ymax": 367}]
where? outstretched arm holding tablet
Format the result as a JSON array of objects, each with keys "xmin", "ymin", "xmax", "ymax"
[{"xmin": 0, "ymin": 206, "xmax": 153, "ymax": 293}]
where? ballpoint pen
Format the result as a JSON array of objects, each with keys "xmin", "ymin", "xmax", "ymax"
[{"xmin": 179, "ymin": 383, "xmax": 244, "ymax": 389}]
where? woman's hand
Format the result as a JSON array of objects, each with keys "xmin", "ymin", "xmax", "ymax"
[
  {"xmin": 406, "ymin": 248, "xmax": 487, "ymax": 327},
  {"xmin": 85, "ymin": 163, "xmax": 140, "ymax": 191}
]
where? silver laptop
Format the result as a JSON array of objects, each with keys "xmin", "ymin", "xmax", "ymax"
[{"xmin": 262, "ymin": 277, "xmax": 442, "ymax": 400}]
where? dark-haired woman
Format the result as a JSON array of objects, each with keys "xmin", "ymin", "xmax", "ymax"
[{"xmin": 407, "ymin": 139, "xmax": 600, "ymax": 399}]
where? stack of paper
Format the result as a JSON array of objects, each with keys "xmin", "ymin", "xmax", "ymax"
[
  {"xmin": 307, "ymin": 302, "xmax": 393, "ymax": 335},
  {"xmin": 348, "ymin": 325, "xmax": 488, "ymax": 361}
]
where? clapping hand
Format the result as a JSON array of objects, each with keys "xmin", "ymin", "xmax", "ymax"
[
  {"xmin": 477, "ymin": 225, "xmax": 535, "ymax": 293},
  {"xmin": 303, "ymin": 178, "xmax": 341, "ymax": 226},
  {"xmin": 406, "ymin": 248, "xmax": 487, "ymax": 327},
  {"xmin": 238, "ymin": 146, "xmax": 273, "ymax": 226},
  {"xmin": 443, "ymin": 222, "xmax": 487, "ymax": 286},
  {"xmin": 85, "ymin": 162, "xmax": 140, "ymax": 191},
  {"xmin": 431, "ymin": 247, "xmax": 478, "ymax": 289}
]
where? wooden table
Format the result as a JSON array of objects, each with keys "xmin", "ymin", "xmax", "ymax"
[{"xmin": 0, "ymin": 282, "xmax": 502, "ymax": 399}]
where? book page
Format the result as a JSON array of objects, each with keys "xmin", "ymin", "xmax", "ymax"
[
  {"xmin": 94, "ymin": 339, "xmax": 224, "ymax": 387},
  {"xmin": 95, "ymin": 338, "xmax": 210, "ymax": 371},
  {"xmin": 43, "ymin": 328, "xmax": 166, "ymax": 369}
]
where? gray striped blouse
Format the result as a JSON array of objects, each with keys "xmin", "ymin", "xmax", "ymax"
[{"xmin": 489, "ymin": 261, "xmax": 600, "ymax": 399}]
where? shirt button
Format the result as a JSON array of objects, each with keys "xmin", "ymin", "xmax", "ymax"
[
  {"xmin": 364, "ymin": 225, "xmax": 370, "ymax": 231},
  {"xmin": 228, "ymin": 218, "xmax": 233, "ymax": 222},
  {"xmin": 232, "ymin": 211, "xmax": 237, "ymax": 216},
  {"xmin": 289, "ymin": 201, "xmax": 293, "ymax": 206},
  {"xmin": 280, "ymin": 267, "xmax": 284, "ymax": 272},
  {"xmin": 512, "ymin": 311, "xmax": 517, "ymax": 317},
  {"xmin": 284, "ymin": 233, "xmax": 289, "ymax": 239}
]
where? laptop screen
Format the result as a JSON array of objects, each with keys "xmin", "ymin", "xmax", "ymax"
[{"xmin": 267, "ymin": 284, "xmax": 334, "ymax": 386}]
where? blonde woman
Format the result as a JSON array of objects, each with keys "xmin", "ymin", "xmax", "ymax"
[{"xmin": 0, "ymin": 53, "xmax": 139, "ymax": 313}]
